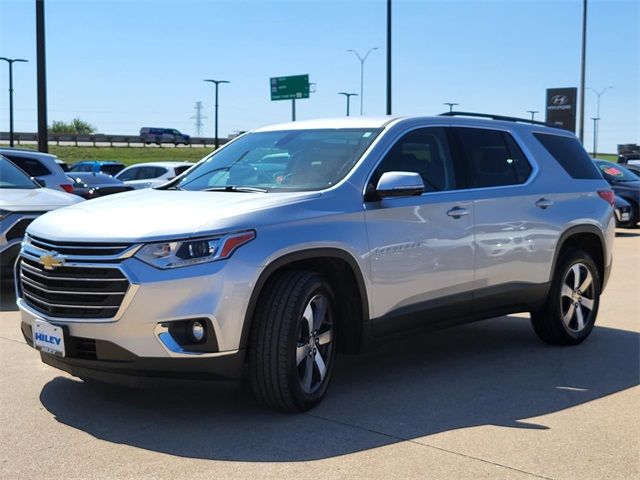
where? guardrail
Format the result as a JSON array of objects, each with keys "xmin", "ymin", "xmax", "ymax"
[{"xmin": 0, "ymin": 132, "xmax": 228, "ymax": 147}]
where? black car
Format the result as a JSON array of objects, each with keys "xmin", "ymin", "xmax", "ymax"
[
  {"xmin": 67, "ymin": 172, "xmax": 134, "ymax": 200},
  {"xmin": 623, "ymin": 163, "xmax": 640, "ymax": 178},
  {"xmin": 614, "ymin": 195, "xmax": 632, "ymax": 227},
  {"xmin": 594, "ymin": 160, "xmax": 640, "ymax": 228}
]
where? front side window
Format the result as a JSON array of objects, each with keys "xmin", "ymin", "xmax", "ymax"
[
  {"xmin": 454, "ymin": 128, "xmax": 532, "ymax": 188},
  {"xmin": 369, "ymin": 127, "xmax": 459, "ymax": 193},
  {"xmin": 178, "ymin": 128, "xmax": 381, "ymax": 192}
]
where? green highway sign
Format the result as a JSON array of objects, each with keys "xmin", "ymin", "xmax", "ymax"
[{"xmin": 270, "ymin": 74, "xmax": 310, "ymax": 101}]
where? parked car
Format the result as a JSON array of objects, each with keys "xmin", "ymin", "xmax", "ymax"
[
  {"xmin": 140, "ymin": 127, "xmax": 190, "ymax": 145},
  {"xmin": 614, "ymin": 195, "xmax": 632, "ymax": 227},
  {"xmin": 594, "ymin": 159, "xmax": 640, "ymax": 228},
  {"xmin": 67, "ymin": 172, "xmax": 135, "ymax": 200},
  {"xmin": 17, "ymin": 114, "xmax": 615, "ymax": 412},
  {"xmin": 0, "ymin": 148, "xmax": 74, "ymax": 193},
  {"xmin": 115, "ymin": 162, "xmax": 194, "ymax": 189},
  {"xmin": 0, "ymin": 156, "xmax": 82, "ymax": 277},
  {"xmin": 69, "ymin": 161, "xmax": 125, "ymax": 176},
  {"xmin": 624, "ymin": 163, "xmax": 640, "ymax": 178}
]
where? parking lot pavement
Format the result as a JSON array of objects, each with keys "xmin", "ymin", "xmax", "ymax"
[{"xmin": 1, "ymin": 232, "xmax": 638, "ymax": 480}]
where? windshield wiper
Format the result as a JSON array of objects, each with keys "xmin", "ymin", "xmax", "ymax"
[{"xmin": 202, "ymin": 185, "xmax": 268, "ymax": 193}]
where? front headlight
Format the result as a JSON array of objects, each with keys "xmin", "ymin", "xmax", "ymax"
[{"xmin": 134, "ymin": 230, "xmax": 255, "ymax": 269}]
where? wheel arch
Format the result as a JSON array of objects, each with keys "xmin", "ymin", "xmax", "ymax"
[
  {"xmin": 241, "ymin": 248, "xmax": 370, "ymax": 356},
  {"xmin": 550, "ymin": 225, "xmax": 607, "ymax": 291}
]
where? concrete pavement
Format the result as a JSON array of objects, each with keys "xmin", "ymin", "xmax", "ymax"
[{"xmin": 1, "ymin": 230, "xmax": 638, "ymax": 479}]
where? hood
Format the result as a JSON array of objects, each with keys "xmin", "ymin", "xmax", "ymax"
[
  {"xmin": 0, "ymin": 187, "xmax": 83, "ymax": 211},
  {"xmin": 27, "ymin": 188, "xmax": 321, "ymax": 242}
]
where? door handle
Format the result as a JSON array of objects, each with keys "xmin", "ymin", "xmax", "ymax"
[
  {"xmin": 447, "ymin": 207, "xmax": 470, "ymax": 218},
  {"xmin": 535, "ymin": 198, "xmax": 554, "ymax": 209}
]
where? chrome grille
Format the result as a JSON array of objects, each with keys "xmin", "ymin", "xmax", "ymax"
[
  {"xmin": 19, "ymin": 256, "xmax": 131, "ymax": 320},
  {"xmin": 27, "ymin": 234, "xmax": 132, "ymax": 257}
]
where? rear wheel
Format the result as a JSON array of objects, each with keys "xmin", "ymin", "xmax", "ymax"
[
  {"xmin": 531, "ymin": 249, "xmax": 601, "ymax": 345},
  {"xmin": 249, "ymin": 270, "xmax": 336, "ymax": 412}
]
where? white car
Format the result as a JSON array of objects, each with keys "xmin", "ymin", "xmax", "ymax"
[
  {"xmin": 115, "ymin": 162, "xmax": 194, "ymax": 189},
  {"xmin": 0, "ymin": 156, "xmax": 83, "ymax": 277},
  {"xmin": 0, "ymin": 148, "xmax": 74, "ymax": 193}
]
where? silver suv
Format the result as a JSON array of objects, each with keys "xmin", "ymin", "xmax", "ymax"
[{"xmin": 16, "ymin": 114, "xmax": 615, "ymax": 412}]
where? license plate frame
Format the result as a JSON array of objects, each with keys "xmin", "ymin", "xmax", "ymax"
[{"xmin": 33, "ymin": 319, "xmax": 66, "ymax": 357}]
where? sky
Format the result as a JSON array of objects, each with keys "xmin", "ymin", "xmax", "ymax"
[{"xmin": 0, "ymin": 0, "xmax": 638, "ymax": 153}]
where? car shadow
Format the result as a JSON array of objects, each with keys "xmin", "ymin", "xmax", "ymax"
[
  {"xmin": 615, "ymin": 230, "xmax": 640, "ymax": 237},
  {"xmin": 0, "ymin": 281, "xmax": 17, "ymax": 312},
  {"xmin": 39, "ymin": 316, "xmax": 639, "ymax": 462}
]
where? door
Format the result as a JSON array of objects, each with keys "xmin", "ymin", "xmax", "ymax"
[
  {"xmin": 364, "ymin": 127, "xmax": 475, "ymax": 335},
  {"xmin": 451, "ymin": 127, "xmax": 555, "ymax": 312}
]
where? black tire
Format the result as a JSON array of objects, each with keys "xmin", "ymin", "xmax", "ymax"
[
  {"xmin": 249, "ymin": 270, "xmax": 337, "ymax": 412},
  {"xmin": 625, "ymin": 201, "xmax": 639, "ymax": 229},
  {"xmin": 531, "ymin": 249, "xmax": 601, "ymax": 345}
]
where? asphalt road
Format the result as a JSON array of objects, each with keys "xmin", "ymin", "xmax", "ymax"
[{"xmin": 1, "ymin": 231, "xmax": 638, "ymax": 479}]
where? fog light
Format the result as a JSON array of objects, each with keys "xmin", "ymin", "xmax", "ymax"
[{"xmin": 190, "ymin": 320, "xmax": 205, "ymax": 342}]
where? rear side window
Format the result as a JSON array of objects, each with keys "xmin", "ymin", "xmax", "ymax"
[
  {"xmin": 453, "ymin": 128, "xmax": 533, "ymax": 188},
  {"xmin": 174, "ymin": 165, "xmax": 192, "ymax": 176},
  {"xmin": 4, "ymin": 155, "xmax": 51, "ymax": 177},
  {"xmin": 533, "ymin": 133, "xmax": 601, "ymax": 179}
]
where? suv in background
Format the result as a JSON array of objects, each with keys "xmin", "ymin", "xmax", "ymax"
[
  {"xmin": 0, "ymin": 156, "xmax": 82, "ymax": 277},
  {"xmin": 139, "ymin": 127, "xmax": 190, "ymax": 145},
  {"xmin": 0, "ymin": 148, "xmax": 74, "ymax": 193},
  {"xmin": 115, "ymin": 162, "xmax": 194, "ymax": 189},
  {"xmin": 17, "ymin": 114, "xmax": 614, "ymax": 412}
]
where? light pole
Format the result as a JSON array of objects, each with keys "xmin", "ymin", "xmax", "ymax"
[
  {"xmin": 591, "ymin": 117, "xmax": 600, "ymax": 157},
  {"xmin": 527, "ymin": 110, "xmax": 539, "ymax": 123},
  {"xmin": 444, "ymin": 102, "xmax": 458, "ymax": 113},
  {"xmin": 203, "ymin": 79, "xmax": 229, "ymax": 149},
  {"xmin": 587, "ymin": 86, "xmax": 612, "ymax": 156},
  {"xmin": 0, "ymin": 57, "xmax": 29, "ymax": 147},
  {"xmin": 347, "ymin": 47, "xmax": 378, "ymax": 115},
  {"xmin": 338, "ymin": 92, "xmax": 358, "ymax": 116},
  {"xmin": 578, "ymin": 0, "xmax": 588, "ymax": 142}
]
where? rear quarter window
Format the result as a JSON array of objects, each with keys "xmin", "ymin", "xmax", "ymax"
[
  {"xmin": 533, "ymin": 133, "xmax": 601, "ymax": 179},
  {"xmin": 4, "ymin": 155, "xmax": 51, "ymax": 177}
]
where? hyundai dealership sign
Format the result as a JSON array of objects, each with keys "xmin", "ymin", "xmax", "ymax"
[{"xmin": 546, "ymin": 87, "xmax": 577, "ymax": 132}]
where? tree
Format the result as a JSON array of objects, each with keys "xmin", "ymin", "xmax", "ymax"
[{"xmin": 49, "ymin": 117, "xmax": 97, "ymax": 134}]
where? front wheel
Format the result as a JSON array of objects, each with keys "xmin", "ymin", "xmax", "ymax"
[
  {"xmin": 249, "ymin": 270, "xmax": 336, "ymax": 412},
  {"xmin": 531, "ymin": 249, "xmax": 601, "ymax": 345}
]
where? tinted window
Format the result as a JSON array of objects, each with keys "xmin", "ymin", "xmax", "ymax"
[
  {"xmin": 0, "ymin": 158, "xmax": 38, "ymax": 189},
  {"xmin": 370, "ymin": 127, "xmax": 458, "ymax": 194},
  {"xmin": 454, "ymin": 128, "xmax": 532, "ymax": 188},
  {"xmin": 534, "ymin": 133, "xmax": 601, "ymax": 179},
  {"xmin": 100, "ymin": 164, "xmax": 124, "ymax": 175},
  {"xmin": 4, "ymin": 155, "xmax": 51, "ymax": 177},
  {"xmin": 174, "ymin": 165, "xmax": 192, "ymax": 176},
  {"xmin": 117, "ymin": 167, "xmax": 140, "ymax": 181}
]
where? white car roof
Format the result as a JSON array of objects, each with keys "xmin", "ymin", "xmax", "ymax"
[
  {"xmin": 0, "ymin": 148, "xmax": 59, "ymax": 161},
  {"xmin": 252, "ymin": 116, "xmax": 400, "ymax": 132}
]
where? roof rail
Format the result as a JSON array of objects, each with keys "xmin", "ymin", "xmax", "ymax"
[{"xmin": 438, "ymin": 111, "xmax": 550, "ymax": 127}]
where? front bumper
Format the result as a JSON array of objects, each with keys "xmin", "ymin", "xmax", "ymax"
[{"xmin": 17, "ymin": 252, "xmax": 260, "ymax": 380}]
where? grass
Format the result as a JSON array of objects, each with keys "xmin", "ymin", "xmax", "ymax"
[
  {"xmin": 5, "ymin": 143, "xmax": 620, "ymax": 166},
  {"xmin": 8, "ymin": 145, "xmax": 214, "ymax": 166}
]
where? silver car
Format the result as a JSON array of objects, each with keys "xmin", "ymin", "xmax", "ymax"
[
  {"xmin": 0, "ymin": 148, "xmax": 74, "ymax": 193},
  {"xmin": 16, "ymin": 114, "xmax": 615, "ymax": 412}
]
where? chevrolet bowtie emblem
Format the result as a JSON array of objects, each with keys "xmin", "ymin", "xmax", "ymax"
[{"xmin": 39, "ymin": 253, "xmax": 64, "ymax": 271}]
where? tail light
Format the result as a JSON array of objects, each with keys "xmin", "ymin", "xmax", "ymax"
[
  {"xmin": 60, "ymin": 184, "xmax": 74, "ymax": 194},
  {"xmin": 597, "ymin": 189, "xmax": 615, "ymax": 207}
]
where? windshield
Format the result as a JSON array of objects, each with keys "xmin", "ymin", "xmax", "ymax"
[
  {"xmin": 595, "ymin": 161, "xmax": 638, "ymax": 182},
  {"xmin": 0, "ymin": 157, "xmax": 38, "ymax": 189},
  {"xmin": 177, "ymin": 128, "xmax": 381, "ymax": 192}
]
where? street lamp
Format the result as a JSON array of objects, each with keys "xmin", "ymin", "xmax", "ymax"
[
  {"xmin": 0, "ymin": 57, "xmax": 29, "ymax": 147},
  {"xmin": 591, "ymin": 117, "xmax": 600, "ymax": 157},
  {"xmin": 338, "ymin": 92, "xmax": 358, "ymax": 116},
  {"xmin": 203, "ymin": 79, "xmax": 230, "ymax": 149},
  {"xmin": 444, "ymin": 102, "xmax": 459, "ymax": 113},
  {"xmin": 587, "ymin": 86, "xmax": 613, "ymax": 156},
  {"xmin": 527, "ymin": 110, "xmax": 539, "ymax": 123},
  {"xmin": 347, "ymin": 47, "xmax": 378, "ymax": 115}
]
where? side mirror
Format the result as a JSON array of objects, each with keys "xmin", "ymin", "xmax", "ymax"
[
  {"xmin": 376, "ymin": 171, "xmax": 424, "ymax": 198},
  {"xmin": 32, "ymin": 177, "xmax": 46, "ymax": 187}
]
